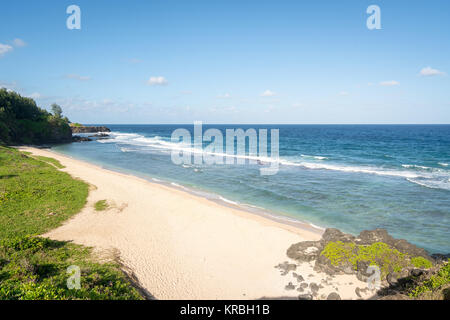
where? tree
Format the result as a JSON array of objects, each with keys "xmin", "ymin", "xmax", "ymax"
[{"xmin": 51, "ymin": 103, "xmax": 63, "ymax": 118}]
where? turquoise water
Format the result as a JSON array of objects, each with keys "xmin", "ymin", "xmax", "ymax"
[{"xmin": 52, "ymin": 125, "xmax": 450, "ymax": 254}]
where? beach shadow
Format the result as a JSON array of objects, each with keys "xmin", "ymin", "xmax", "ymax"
[{"xmin": 0, "ymin": 174, "xmax": 18, "ymax": 179}]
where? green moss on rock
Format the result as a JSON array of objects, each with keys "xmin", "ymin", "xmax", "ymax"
[{"xmin": 321, "ymin": 241, "xmax": 432, "ymax": 278}]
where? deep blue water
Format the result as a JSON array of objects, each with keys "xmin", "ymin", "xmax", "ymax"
[{"xmin": 53, "ymin": 125, "xmax": 450, "ymax": 253}]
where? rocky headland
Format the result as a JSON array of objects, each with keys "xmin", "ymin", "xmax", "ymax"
[
  {"xmin": 70, "ymin": 124, "xmax": 111, "ymax": 143},
  {"xmin": 70, "ymin": 124, "xmax": 111, "ymax": 133}
]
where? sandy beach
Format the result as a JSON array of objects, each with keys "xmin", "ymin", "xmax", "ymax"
[{"xmin": 18, "ymin": 146, "xmax": 376, "ymax": 300}]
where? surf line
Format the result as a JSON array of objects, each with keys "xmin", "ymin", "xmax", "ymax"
[{"xmin": 171, "ymin": 121, "xmax": 280, "ymax": 176}]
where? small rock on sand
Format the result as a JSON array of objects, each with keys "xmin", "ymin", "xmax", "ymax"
[
  {"xmin": 285, "ymin": 282, "xmax": 296, "ymax": 290},
  {"xmin": 327, "ymin": 292, "xmax": 341, "ymax": 300}
]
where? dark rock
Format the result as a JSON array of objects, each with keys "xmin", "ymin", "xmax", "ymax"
[
  {"xmin": 71, "ymin": 125, "xmax": 111, "ymax": 133},
  {"xmin": 285, "ymin": 282, "xmax": 296, "ymax": 290},
  {"xmin": 357, "ymin": 229, "xmax": 433, "ymax": 261},
  {"xmin": 72, "ymin": 136, "xmax": 92, "ymax": 142},
  {"xmin": 292, "ymin": 273, "xmax": 304, "ymax": 282},
  {"xmin": 386, "ymin": 269, "xmax": 410, "ymax": 287},
  {"xmin": 300, "ymin": 283, "xmax": 308, "ymax": 289},
  {"xmin": 356, "ymin": 260, "xmax": 371, "ymax": 282},
  {"xmin": 391, "ymin": 239, "xmax": 432, "ymax": 261},
  {"xmin": 286, "ymin": 241, "xmax": 323, "ymax": 262},
  {"xmin": 443, "ymin": 288, "xmax": 450, "ymax": 300},
  {"xmin": 297, "ymin": 287, "xmax": 304, "ymax": 293},
  {"xmin": 357, "ymin": 229, "xmax": 393, "ymax": 245},
  {"xmin": 355, "ymin": 287, "xmax": 362, "ymax": 298},
  {"xmin": 88, "ymin": 133, "xmax": 110, "ymax": 138},
  {"xmin": 322, "ymin": 228, "xmax": 355, "ymax": 243},
  {"xmin": 309, "ymin": 282, "xmax": 319, "ymax": 293},
  {"xmin": 386, "ymin": 272, "xmax": 399, "ymax": 286},
  {"xmin": 275, "ymin": 261, "xmax": 297, "ymax": 276},
  {"xmin": 431, "ymin": 253, "xmax": 450, "ymax": 264},
  {"xmin": 298, "ymin": 294, "xmax": 313, "ymax": 300},
  {"xmin": 410, "ymin": 269, "xmax": 424, "ymax": 277},
  {"xmin": 327, "ymin": 292, "xmax": 341, "ymax": 300}
]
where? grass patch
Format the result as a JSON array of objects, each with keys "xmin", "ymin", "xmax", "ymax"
[
  {"xmin": 94, "ymin": 200, "xmax": 108, "ymax": 211},
  {"xmin": 321, "ymin": 241, "xmax": 433, "ymax": 278},
  {"xmin": 34, "ymin": 156, "xmax": 65, "ymax": 169},
  {"xmin": 0, "ymin": 147, "xmax": 142, "ymax": 300},
  {"xmin": 0, "ymin": 147, "xmax": 87, "ymax": 238}
]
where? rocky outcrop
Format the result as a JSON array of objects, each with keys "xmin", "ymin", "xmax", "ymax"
[
  {"xmin": 287, "ymin": 228, "xmax": 435, "ymax": 270},
  {"xmin": 285, "ymin": 228, "xmax": 449, "ymax": 300},
  {"xmin": 70, "ymin": 125, "xmax": 111, "ymax": 133},
  {"xmin": 72, "ymin": 136, "xmax": 92, "ymax": 142}
]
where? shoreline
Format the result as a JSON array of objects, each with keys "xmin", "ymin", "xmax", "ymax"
[
  {"xmin": 17, "ymin": 146, "xmax": 375, "ymax": 299},
  {"xmin": 37, "ymin": 145, "xmax": 327, "ymax": 237}
]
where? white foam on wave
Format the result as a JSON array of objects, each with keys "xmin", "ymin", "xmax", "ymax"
[
  {"xmin": 406, "ymin": 178, "xmax": 450, "ymax": 191},
  {"xmin": 438, "ymin": 162, "xmax": 449, "ymax": 167},
  {"xmin": 219, "ymin": 196, "xmax": 239, "ymax": 205},
  {"xmin": 301, "ymin": 154, "xmax": 328, "ymax": 160},
  {"xmin": 103, "ymin": 131, "xmax": 450, "ymax": 191},
  {"xmin": 402, "ymin": 164, "xmax": 431, "ymax": 170}
]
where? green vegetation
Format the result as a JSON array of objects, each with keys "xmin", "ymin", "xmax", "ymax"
[
  {"xmin": 0, "ymin": 146, "xmax": 87, "ymax": 238},
  {"xmin": 321, "ymin": 241, "xmax": 433, "ymax": 278},
  {"xmin": 34, "ymin": 156, "xmax": 65, "ymax": 169},
  {"xmin": 411, "ymin": 256, "xmax": 433, "ymax": 269},
  {"xmin": 69, "ymin": 123, "xmax": 83, "ymax": 128},
  {"xmin": 0, "ymin": 89, "xmax": 72, "ymax": 145},
  {"xmin": 0, "ymin": 147, "xmax": 142, "ymax": 300},
  {"xmin": 94, "ymin": 200, "xmax": 108, "ymax": 211},
  {"xmin": 409, "ymin": 260, "xmax": 450, "ymax": 298}
]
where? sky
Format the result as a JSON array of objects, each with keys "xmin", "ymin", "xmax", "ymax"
[{"xmin": 0, "ymin": 0, "xmax": 449, "ymax": 124}]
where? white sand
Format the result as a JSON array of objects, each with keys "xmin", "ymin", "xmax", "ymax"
[{"xmin": 19, "ymin": 147, "xmax": 376, "ymax": 300}]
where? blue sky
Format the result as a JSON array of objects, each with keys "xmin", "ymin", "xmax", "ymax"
[{"xmin": 1, "ymin": 0, "xmax": 449, "ymax": 124}]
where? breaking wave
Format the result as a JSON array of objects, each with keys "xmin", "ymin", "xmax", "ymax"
[{"xmin": 101, "ymin": 131, "xmax": 450, "ymax": 191}]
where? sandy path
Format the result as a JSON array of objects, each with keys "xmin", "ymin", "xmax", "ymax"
[{"xmin": 19, "ymin": 147, "xmax": 373, "ymax": 300}]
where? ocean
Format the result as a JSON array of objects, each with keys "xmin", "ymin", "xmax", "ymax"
[{"xmin": 52, "ymin": 124, "xmax": 450, "ymax": 254}]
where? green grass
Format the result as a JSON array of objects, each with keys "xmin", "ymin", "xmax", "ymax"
[
  {"xmin": 321, "ymin": 241, "xmax": 433, "ymax": 278},
  {"xmin": 0, "ymin": 147, "xmax": 142, "ymax": 300},
  {"xmin": 34, "ymin": 156, "xmax": 65, "ymax": 169},
  {"xmin": 0, "ymin": 147, "xmax": 87, "ymax": 238},
  {"xmin": 94, "ymin": 200, "xmax": 108, "ymax": 211},
  {"xmin": 409, "ymin": 260, "xmax": 450, "ymax": 298}
]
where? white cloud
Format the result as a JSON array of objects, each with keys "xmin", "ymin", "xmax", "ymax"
[
  {"xmin": 419, "ymin": 66, "xmax": 445, "ymax": 77},
  {"xmin": 0, "ymin": 81, "xmax": 17, "ymax": 90},
  {"xmin": 379, "ymin": 80, "xmax": 400, "ymax": 86},
  {"xmin": 12, "ymin": 38, "xmax": 26, "ymax": 47},
  {"xmin": 28, "ymin": 92, "xmax": 41, "ymax": 99},
  {"xmin": 339, "ymin": 91, "xmax": 349, "ymax": 96},
  {"xmin": 292, "ymin": 103, "xmax": 303, "ymax": 108},
  {"xmin": 147, "ymin": 76, "xmax": 168, "ymax": 86},
  {"xmin": 261, "ymin": 90, "xmax": 276, "ymax": 97},
  {"xmin": 218, "ymin": 93, "xmax": 231, "ymax": 98},
  {"xmin": 65, "ymin": 74, "xmax": 91, "ymax": 81},
  {"xmin": 0, "ymin": 43, "xmax": 13, "ymax": 57}
]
